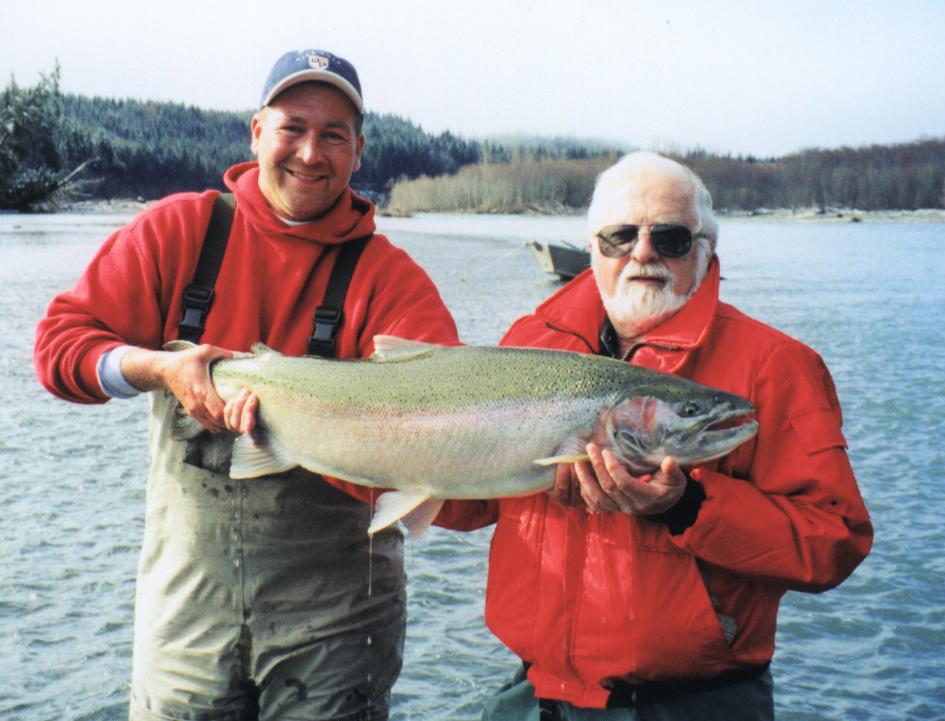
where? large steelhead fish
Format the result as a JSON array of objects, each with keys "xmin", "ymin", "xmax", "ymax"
[{"xmin": 169, "ymin": 336, "xmax": 758, "ymax": 537}]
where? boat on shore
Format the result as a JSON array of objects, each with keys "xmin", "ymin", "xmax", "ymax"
[{"xmin": 528, "ymin": 240, "xmax": 590, "ymax": 280}]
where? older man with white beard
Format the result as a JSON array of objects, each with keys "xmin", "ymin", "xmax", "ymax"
[{"xmin": 479, "ymin": 152, "xmax": 872, "ymax": 721}]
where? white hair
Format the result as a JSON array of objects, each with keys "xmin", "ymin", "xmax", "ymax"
[{"xmin": 587, "ymin": 151, "xmax": 718, "ymax": 251}]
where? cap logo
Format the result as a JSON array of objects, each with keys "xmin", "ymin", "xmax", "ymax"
[{"xmin": 307, "ymin": 54, "xmax": 330, "ymax": 70}]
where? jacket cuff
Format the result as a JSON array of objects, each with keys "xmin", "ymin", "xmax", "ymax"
[{"xmin": 647, "ymin": 475, "xmax": 706, "ymax": 535}]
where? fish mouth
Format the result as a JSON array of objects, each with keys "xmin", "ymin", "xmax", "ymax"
[
  {"xmin": 681, "ymin": 406, "xmax": 758, "ymax": 462},
  {"xmin": 704, "ymin": 407, "xmax": 757, "ymax": 434},
  {"xmin": 652, "ymin": 402, "xmax": 757, "ymax": 466}
]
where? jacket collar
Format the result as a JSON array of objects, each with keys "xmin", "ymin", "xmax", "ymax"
[
  {"xmin": 535, "ymin": 258, "xmax": 721, "ymax": 369},
  {"xmin": 224, "ymin": 162, "xmax": 376, "ymax": 245}
]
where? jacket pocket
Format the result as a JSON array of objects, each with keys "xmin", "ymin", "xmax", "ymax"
[{"xmin": 569, "ymin": 519, "xmax": 735, "ymax": 683}]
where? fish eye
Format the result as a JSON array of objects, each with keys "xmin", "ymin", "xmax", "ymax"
[{"xmin": 680, "ymin": 401, "xmax": 702, "ymax": 417}]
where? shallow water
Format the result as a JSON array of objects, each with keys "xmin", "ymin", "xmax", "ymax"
[{"xmin": 1, "ymin": 211, "xmax": 943, "ymax": 720}]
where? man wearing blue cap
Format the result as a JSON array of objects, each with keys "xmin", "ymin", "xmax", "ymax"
[{"xmin": 35, "ymin": 49, "xmax": 467, "ymax": 720}]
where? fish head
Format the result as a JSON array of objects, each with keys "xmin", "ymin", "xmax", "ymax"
[{"xmin": 604, "ymin": 381, "xmax": 758, "ymax": 473}]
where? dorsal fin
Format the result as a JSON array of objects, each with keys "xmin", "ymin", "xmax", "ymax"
[
  {"xmin": 370, "ymin": 335, "xmax": 440, "ymax": 362},
  {"xmin": 251, "ymin": 342, "xmax": 277, "ymax": 356}
]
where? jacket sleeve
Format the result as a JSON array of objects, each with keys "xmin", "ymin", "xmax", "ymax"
[
  {"xmin": 669, "ymin": 342, "xmax": 873, "ymax": 592},
  {"xmin": 34, "ymin": 196, "xmax": 213, "ymax": 404},
  {"xmin": 34, "ymin": 212, "xmax": 175, "ymax": 403}
]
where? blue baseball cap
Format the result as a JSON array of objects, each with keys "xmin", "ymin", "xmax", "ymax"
[{"xmin": 259, "ymin": 49, "xmax": 363, "ymax": 113}]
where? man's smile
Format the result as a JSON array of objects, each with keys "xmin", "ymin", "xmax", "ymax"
[{"xmin": 284, "ymin": 167, "xmax": 326, "ymax": 182}]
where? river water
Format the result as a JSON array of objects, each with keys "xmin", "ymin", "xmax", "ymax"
[{"xmin": 1, "ymin": 211, "xmax": 943, "ymax": 720}]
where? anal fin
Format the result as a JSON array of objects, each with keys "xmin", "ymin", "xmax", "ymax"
[
  {"xmin": 230, "ymin": 429, "xmax": 297, "ymax": 479},
  {"xmin": 369, "ymin": 490, "xmax": 444, "ymax": 540}
]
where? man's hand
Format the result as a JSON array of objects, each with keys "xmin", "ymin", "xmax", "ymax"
[
  {"xmin": 547, "ymin": 462, "xmax": 586, "ymax": 507},
  {"xmin": 121, "ymin": 344, "xmax": 234, "ymax": 432},
  {"xmin": 224, "ymin": 389, "xmax": 258, "ymax": 435},
  {"xmin": 569, "ymin": 443, "xmax": 688, "ymax": 515}
]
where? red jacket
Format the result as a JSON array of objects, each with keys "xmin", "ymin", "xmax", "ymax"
[
  {"xmin": 485, "ymin": 259, "xmax": 872, "ymax": 708},
  {"xmin": 34, "ymin": 162, "xmax": 459, "ymax": 502}
]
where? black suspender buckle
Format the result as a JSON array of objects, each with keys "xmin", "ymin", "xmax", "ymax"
[
  {"xmin": 309, "ymin": 306, "xmax": 343, "ymax": 357},
  {"xmin": 313, "ymin": 306, "xmax": 342, "ymax": 327},
  {"xmin": 179, "ymin": 286, "xmax": 216, "ymax": 340},
  {"xmin": 183, "ymin": 285, "xmax": 215, "ymax": 311},
  {"xmin": 176, "ymin": 193, "xmax": 234, "ymax": 343}
]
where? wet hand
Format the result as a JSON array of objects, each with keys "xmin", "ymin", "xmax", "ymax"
[
  {"xmin": 154, "ymin": 344, "xmax": 233, "ymax": 432},
  {"xmin": 547, "ymin": 462, "xmax": 584, "ymax": 507},
  {"xmin": 575, "ymin": 443, "xmax": 687, "ymax": 515},
  {"xmin": 224, "ymin": 389, "xmax": 258, "ymax": 435}
]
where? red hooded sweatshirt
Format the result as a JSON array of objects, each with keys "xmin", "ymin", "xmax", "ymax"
[{"xmin": 34, "ymin": 162, "xmax": 464, "ymax": 505}]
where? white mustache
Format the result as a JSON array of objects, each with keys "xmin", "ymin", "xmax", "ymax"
[{"xmin": 617, "ymin": 262, "xmax": 673, "ymax": 286}]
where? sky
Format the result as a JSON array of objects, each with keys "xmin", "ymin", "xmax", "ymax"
[{"xmin": 3, "ymin": 0, "xmax": 945, "ymax": 158}]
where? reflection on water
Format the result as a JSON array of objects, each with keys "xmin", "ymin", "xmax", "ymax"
[{"xmin": 1, "ymin": 212, "xmax": 943, "ymax": 721}]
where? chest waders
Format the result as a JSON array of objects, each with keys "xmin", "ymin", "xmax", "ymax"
[{"xmin": 130, "ymin": 194, "xmax": 404, "ymax": 721}]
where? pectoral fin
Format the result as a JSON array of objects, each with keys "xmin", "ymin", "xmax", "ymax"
[
  {"xmin": 170, "ymin": 403, "xmax": 206, "ymax": 441},
  {"xmin": 534, "ymin": 435, "xmax": 591, "ymax": 466},
  {"xmin": 230, "ymin": 429, "xmax": 297, "ymax": 479},
  {"xmin": 369, "ymin": 490, "xmax": 445, "ymax": 540},
  {"xmin": 533, "ymin": 453, "xmax": 591, "ymax": 466}
]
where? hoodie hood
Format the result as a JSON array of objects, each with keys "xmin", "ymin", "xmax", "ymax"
[{"xmin": 224, "ymin": 162, "xmax": 376, "ymax": 245}]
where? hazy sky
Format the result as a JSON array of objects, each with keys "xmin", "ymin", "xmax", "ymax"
[{"xmin": 3, "ymin": 0, "xmax": 944, "ymax": 157}]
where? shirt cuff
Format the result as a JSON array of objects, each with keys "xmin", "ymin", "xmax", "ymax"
[
  {"xmin": 97, "ymin": 345, "xmax": 143, "ymax": 399},
  {"xmin": 646, "ymin": 475, "xmax": 706, "ymax": 535}
]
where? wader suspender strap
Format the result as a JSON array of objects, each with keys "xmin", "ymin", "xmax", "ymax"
[
  {"xmin": 308, "ymin": 234, "xmax": 372, "ymax": 357},
  {"xmin": 176, "ymin": 191, "xmax": 373, "ymax": 357},
  {"xmin": 178, "ymin": 193, "xmax": 236, "ymax": 342}
]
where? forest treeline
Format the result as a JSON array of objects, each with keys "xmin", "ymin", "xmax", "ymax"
[
  {"xmin": 2, "ymin": 66, "xmax": 944, "ymax": 213},
  {"xmin": 389, "ymin": 140, "xmax": 945, "ymax": 215},
  {"xmin": 0, "ymin": 66, "xmax": 477, "ymax": 209}
]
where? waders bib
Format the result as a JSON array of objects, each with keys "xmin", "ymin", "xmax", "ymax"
[{"xmin": 130, "ymin": 196, "xmax": 403, "ymax": 721}]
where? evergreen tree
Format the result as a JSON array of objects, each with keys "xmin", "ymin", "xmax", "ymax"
[{"xmin": 0, "ymin": 63, "xmax": 94, "ymax": 210}]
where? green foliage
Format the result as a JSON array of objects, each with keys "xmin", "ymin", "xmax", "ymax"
[
  {"xmin": 61, "ymin": 94, "xmax": 254, "ymax": 197},
  {"xmin": 0, "ymin": 62, "xmax": 89, "ymax": 210},
  {"xmin": 361, "ymin": 114, "xmax": 479, "ymax": 188},
  {"xmin": 2, "ymin": 65, "xmax": 482, "ymax": 205},
  {"xmin": 4, "ymin": 64, "xmax": 943, "ymax": 213}
]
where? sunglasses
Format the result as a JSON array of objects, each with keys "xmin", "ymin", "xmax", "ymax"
[{"xmin": 596, "ymin": 224, "xmax": 701, "ymax": 259}]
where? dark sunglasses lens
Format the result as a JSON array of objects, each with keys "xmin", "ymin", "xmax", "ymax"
[
  {"xmin": 650, "ymin": 225, "xmax": 693, "ymax": 258},
  {"xmin": 598, "ymin": 226, "xmax": 639, "ymax": 258}
]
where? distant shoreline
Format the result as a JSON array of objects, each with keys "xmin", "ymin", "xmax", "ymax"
[
  {"xmin": 718, "ymin": 207, "xmax": 945, "ymax": 224},
  {"xmin": 54, "ymin": 199, "xmax": 945, "ymax": 224}
]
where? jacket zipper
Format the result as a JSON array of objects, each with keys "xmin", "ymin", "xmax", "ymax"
[{"xmin": 543, "ymin": 321, "xmax": 682, "ymax": 361}]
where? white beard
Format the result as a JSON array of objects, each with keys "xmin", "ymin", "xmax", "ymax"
[{"xmin": 594, "ymin": 239, "xmax": 711, "ymax": 338}]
